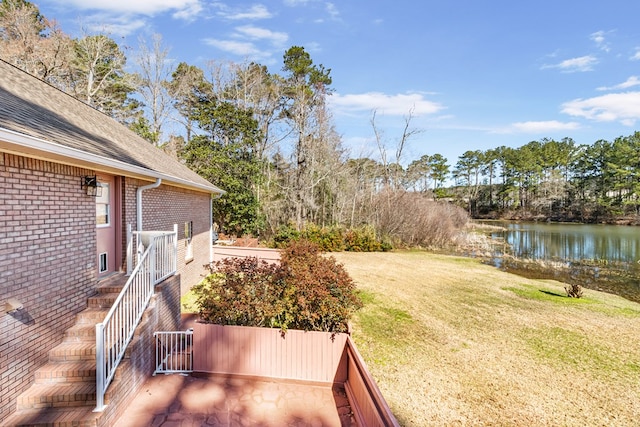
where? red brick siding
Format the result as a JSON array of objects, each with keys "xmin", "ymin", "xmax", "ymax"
[
  {"xmin": 123, "ymin": 178, "xmax": 212, "ymax": 294},
  {"xmin": 0, "ymin": 153, "xmax": 210, "ymax": 423},
  {"xmin": 0, "ymin": 153, "xmax": 97, "ymax": 423}
]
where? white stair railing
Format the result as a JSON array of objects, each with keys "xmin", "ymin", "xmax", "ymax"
[{"xmin": 94, "ymin": 226, "xmax": 177, "ymax": 412}]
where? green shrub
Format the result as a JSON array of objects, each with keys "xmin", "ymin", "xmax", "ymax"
[
  {"xmin": 269, "ymin": 223, "xmax": 391, "ymax": 252},
  {"xmin": 272, "ymin": 222, "xmax": 301, "ymax": 248},
  {"xmin": 302, "ymin": 224, "xmax": 345, "ymax": 251},
  {"xmin": 193, "ymin": 240, "xmax": 362, "ymax": 333},
  {"xmin": 344, "ymin": 225, "xmax": 386, "ymax": 252}
]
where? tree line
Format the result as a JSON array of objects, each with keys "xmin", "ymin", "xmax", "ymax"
[
  {"xmin": 450, "ymin": 135, "xmax": 640, "ymax": 223},
  {"xmin": 1, "ymin": 0, "xmax": 471, "ymax": 247},
  {"xmin": 4, "ymin": 0, "xmax": 635, "ymax": 249}
]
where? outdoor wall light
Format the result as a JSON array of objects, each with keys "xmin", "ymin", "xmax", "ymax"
[
  {"xmin": 81, "ymin": 175, "xmax": 102, "ymax": 197},
  {"xmin": 5, "ymin": 298, "xmax": 23, "ymax": 314}
]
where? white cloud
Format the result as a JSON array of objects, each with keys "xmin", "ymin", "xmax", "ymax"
[
  {"xmin": 507, "ymin": 121, "xmax": 580, "ymax": 133},
  {"xmin": 326, "ymin": 3, "xmax": 340, "ymax": 20},
  {"xmin": 630, "ymin": 48, "xmax": 640, "ymax": 61},
  {"xmin": 597, "ymin": 76, "xmax": 640, "ymax": 91},
  {"xmin": 541, "ymin": 55, "xmax": 598, "ymax": 73},
  {"xmin": 48, "ymin": 0, "xmax": 202, "ymax": 36},
  {"xmin": 590, "ymin": 30, "xmax": 611, "ymax": 52},
  {"xmin": 202, "ymin": 39, "xmax": 262, "ymax": 56},
  {"xmin": 329, "ymin": 92, "xmax": 444, "ymax": 116},
  {"xmin": 54, "ymin": 0, "xmax": 203, "ymax": 17},
  {"xmin": 172, "ymin": 2, "xmax": 203, "ymax": 20},
  {"xmin": 204, "ymin": 24, "xmax": 287, "ymax": 62},
  {"xmin": 219, "ymin": 4, "xmax": 273, "ymax": 20},
  {"xmin": 78, "ymin": 13, "xmax": 147, "ymax": 36},
  {"xmin": 284, "ymin": 0, "xmax": 312, "ymax": 5},
  {"xmin": 562, "ymin": 92, "xmax": 640, "ymax": 126},
  {"xmin": 235, "ymin": 26, "xmax": 288, "ymax": 45}
]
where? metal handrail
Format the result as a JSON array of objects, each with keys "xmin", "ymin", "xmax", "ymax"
[{"xmin": 94, "ymin": 228, "xmax": 177, "ymax": 412}]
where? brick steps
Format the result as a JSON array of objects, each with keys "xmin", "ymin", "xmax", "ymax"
[
  {"xmin": 4, "ymin": 278, "xmax": 125, "ymax": 427},
  {"xmin": 76, "ymin": 308, "xmax": 110, "ymax": 324},
  {"xmin": 35, "ymin": 360, "xmax": 97, "ymax": 384},
  {"xmin": 3, "ymin": 407, "xmax": 100, "ymax": 427},
  {"xmin": 64, "ymin": 324, "xmax": 97, "ymax": 342},
  {"xmin": 96, "ymin": 284, "xmax": 125, "ymax": 294},
  {"xmin": 16, "ymin": 383, "xmax": 97, "ymax": 410},
  {"xmin": 49, "ymin": 342, "xmax": 96, "ymax": 362},
  {"xmin": 87, "ymin": 293, "xmax": 120, "ymax": 309}
]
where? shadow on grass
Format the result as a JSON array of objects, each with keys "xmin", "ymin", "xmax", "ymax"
[{"xmin": 539, "ymin": 289, "xmax": 566, "ymax": 298}]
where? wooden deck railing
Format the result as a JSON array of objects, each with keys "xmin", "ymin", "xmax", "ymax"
[{"xmin": 344, "ymin": 336, "xmax": 399, "ymax": 427}]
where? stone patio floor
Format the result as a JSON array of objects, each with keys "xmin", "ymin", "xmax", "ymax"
[
  {"xmin": 112, "ymin": 373, "xmax": 356, "ymax": 427},
  {"xmin": 112, "ymin": 313, "xmax": 355, "ymax": 426}
]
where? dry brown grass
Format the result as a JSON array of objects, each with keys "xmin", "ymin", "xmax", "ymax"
[{"xmin": 332, "ymin": 251, "xmax": 640, "ymax": 427}]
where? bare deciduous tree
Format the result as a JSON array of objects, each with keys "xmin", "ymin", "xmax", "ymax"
[
  {"xmin": 134, "ymin": 33, "xmax": 173, "ymax": 145},
  {"xmin": 371, "ymin": 107, "xmax": 422, "ymax": 190}
]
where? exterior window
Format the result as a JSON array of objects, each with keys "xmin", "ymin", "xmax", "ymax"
[
  {"xmin": 99, "ymin": 253, "xmax": 108, "ymax": 273},
  {"xmin": 96, "ymin": 182, "xmax": 110, "ymax": 226},
  {"xmin": 185, "ymin": 221, "xmax": 193, "ymax": 262}
]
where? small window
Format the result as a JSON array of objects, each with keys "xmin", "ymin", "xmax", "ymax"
[
  {"xmin": 185, "ymin": 221, "xmax": 193, "ymax": 262},
  {"xmin": 96, "ymin": 182, "xmax": 110, "ymax": 226},
  {"xmin": 99, "ymin": 252, "xmax": 108, "ymax": 273}
]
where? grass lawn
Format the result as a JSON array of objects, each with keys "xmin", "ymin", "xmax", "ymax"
[{"xmin": 331, "ymin": 251, "xmax": 640, "ymax": 427}]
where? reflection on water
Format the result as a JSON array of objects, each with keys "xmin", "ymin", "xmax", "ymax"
[
  {"xmin": 481, "ymin": 221, "xmax": 640, "ymax": 303},
  {"xmin": 488, "ymin": 222, "xmax": 640, "ymax": 263}
]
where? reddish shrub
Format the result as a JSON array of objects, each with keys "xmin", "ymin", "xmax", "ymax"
[
  {"xmin": 278, "ymin": 240, "xmax": 362, "ymax": 332},
  {"xmin": 194, "ymin": 240, "xmax": 362, "ymax": 333},
  {"xmin": 194, "ymin": 257, "xmax": 284, "ymax": 327}
]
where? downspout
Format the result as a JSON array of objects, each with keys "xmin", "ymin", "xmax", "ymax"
[
  {"xmin": 136, "ymin": 178, "xmax": 162, "ymax": 231},
  {"xmin": 210, "ymin": 192, "xmax": 223, "ymax": 264}
]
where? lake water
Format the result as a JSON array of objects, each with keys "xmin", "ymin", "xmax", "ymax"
[
  {"xmin": 480, "ymin": 221, "xmax": 640, "ymax": 303},
  {"xmin": 486, "ymin": 221, "xmax": 640, "ymax": 263}
]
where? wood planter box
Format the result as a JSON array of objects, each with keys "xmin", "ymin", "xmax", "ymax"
[{"xmin": 192, "ymin": 323, "xmax": 398, "ymax": 426}]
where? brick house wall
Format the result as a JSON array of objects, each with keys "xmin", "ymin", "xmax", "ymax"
[
  {"xmin": 123, "ymin": 178, "xmax": 212, "ymax": 295},
  {"xmin": 0, "ymin": 153, "xmax": 98, "ymax": 422},
  {"xmin": 0, "ymin": 154, "xmax": 213, "ymax": 423}
]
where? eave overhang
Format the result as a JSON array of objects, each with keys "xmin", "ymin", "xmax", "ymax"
[{"xmin": 0, "ymin": 127, "xmax": 225, "ymax": 195}]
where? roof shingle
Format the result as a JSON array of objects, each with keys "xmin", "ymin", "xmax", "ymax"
[{"xmin": 0, "ymin": 59, "xmax": 222, "ymax": 194}]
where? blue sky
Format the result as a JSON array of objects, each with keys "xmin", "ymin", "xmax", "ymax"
[{"xmin": 35, "ymin": 0, "xmax": 640, "ymax": 166}]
